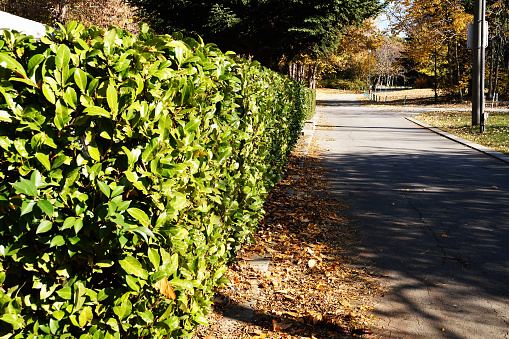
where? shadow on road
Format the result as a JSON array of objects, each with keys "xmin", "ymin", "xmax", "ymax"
[
  {"xmin": 317, "ymin": 99, "xmax": 364, "ymax": 107},
  {"xmin": 322, "ymin": 148, "xmax": 509, "ymax": 338}
]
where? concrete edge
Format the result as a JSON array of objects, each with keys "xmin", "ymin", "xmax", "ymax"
[{"xmin": 406, "ymin": 117, "xmax": 509, "ymax": 164}]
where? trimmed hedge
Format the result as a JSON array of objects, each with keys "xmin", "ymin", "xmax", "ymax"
[
  {"xmin": 0, "ymin": 22, "xmax": 312, "ymax": 338},
  {"xmin": 305, "ymin": 89, "xmax": 316, "ymax": 120}
]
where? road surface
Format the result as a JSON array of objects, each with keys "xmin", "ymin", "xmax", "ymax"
[{"xmin": 314, "ymin": 95, "xmax": 509, "ymax": 339}]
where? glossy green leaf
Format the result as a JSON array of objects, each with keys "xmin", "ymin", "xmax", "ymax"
[
  {"xmin": 125, "ymin": 275, "xmax": 140, "ymax": 292},
  {"xmin": 74, "ymin": 218, "xmax": 84, "ymax": 234},
  {"xmin": 62, "ymin": 217, "xmax": 75, "ymax": 230},
  {"xmin": 148, "ymin": 247, "xmax": 160, "ymax": 269},
  {"xmin": 169, "ymin": 279, "xmax": 193, "ymax": 291},
  {"xmin": 0, "ymin": 52, "xmax": 27, "ymax": 78},
  {"xmin": 35, "ymin": 152, "xmax": 51, "ymax": 171},
  {"xmin": 119, "ymin": 256, "xmax": 147, "ymax": 279},
  {"xmin": 64, "ymin": 87, "xmax": 78, "ymax": 108},
  {"xmin": 55, "ymin": 99, "xmax": 70, "ymax": 130},
  {"xmin": 97, "ymin": 181, "xmax": 111, "ymax": 198},
  {"xmin": 20, "ymin": 200, "xmax": 36, "ymax": 216},
  {"xmin": 131, "ymin": 226, "xmax": 154, "ymax": 242},
  {"xmin": 127, "ymin": 208, "xmax": 150, "ymax": 227},
  {"xmin": 11, "ymin": 178, "xmax": 37, "ymax": 197},
  {"xmin": 106, "ymin": 85, "xmax": 118, "ymax": 114},
  {"xmin": 141, "ymin": 139, "xmax": 158, "ymax": 163},
  {"xmin": 42, "ymin": 83, "xmax": 56, "ymax": 104},
  {"xmin": 110, "ymin": 186, "xmax": 124, "ymax": 198},
  {"xmin": 56, "ymin": 45, "xmax": 71, "ymax": 69},
  {"xmin": 52, "ymin": 310, "xmax": 66, "ymax": 320},
  {"xmin": 56, "ymin": 286, "xmax": 72, "ymax": 300},
  {"xmin": 113, "ymin": 300, "xmax": 132, "ymax": 320},
  {"xmin": 37, "ymin": 199, "xmax": 54, "ymax": 217},
  {"xmin": 79, "ymin": 306, "xmax": 93, "ymax": 327},
  {"xmin": 73, "ymin": 68, "xmax": 87, "ymax": 92},
  {"xmin": 13, "ymin": 139, "xmax": 28, "ymax": 157},
  {"xmin": 50, "ymin": 235, "xmax": 65, "ymax": 247},
  {"xmin": 0, "ymin": 313, "xmax": 24, "ymax": 330},
  {"xmin": 87, "ymin": 139, "xmax": 101, "ymax": 162},
  {"xmin": 84, "ymin": 106, "xmax": 110, "ymax": 118},
  {"xmin": 36, "ymin": 220, "xmax": 53, "ymax": 234},
  {"xmin": 96, "ymin": 260, "xmax": 114, "ymax": 268},
  {"xmin": 184, "ymin": 119, "xmax": 201, "ymax": 134},
  {"xmin": 74, "ymin": 282, "xmax": 86, "ymax": 313},
  {"xmin": 27, "ymin": 54, "xmax": 45, "ymax": 74}
]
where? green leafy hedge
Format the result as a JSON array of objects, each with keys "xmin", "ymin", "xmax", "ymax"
[
  {"xmin": 305, "ymin": 89, "xmax": 316, "ymax": 120},
  {"xmin": 0, "ymin": 22, "xmax": 312, "ymax": 338}
]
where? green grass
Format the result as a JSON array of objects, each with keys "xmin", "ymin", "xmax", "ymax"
[{"xmin": 414, "ymin": 111, "xmax": 509, "ymax": 155}]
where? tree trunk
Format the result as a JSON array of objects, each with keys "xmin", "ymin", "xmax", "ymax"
[
  {"xmin": 487, "ymin": 39, "xmax": 495, "ymax": 100},
  {"xmin": 307, "ymin": 63, "xmax": 318, "ymax": 89},
  {"xmin": 51, "ymin": 0, "xmax": 70, "ymax": 25},
  {"xmin": 493, "ymin": 37, "xmax": 502, "ymax": 97},
  {"xmin": 447, "ymin": 44, "xmax": 454, "ymax": 96},
  {"xmin": 454, "ymin": 42, "xmax": 463, "ymax": 101}
]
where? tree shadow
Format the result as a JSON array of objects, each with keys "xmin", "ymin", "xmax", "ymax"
[{"xmin": 321, "ymin": 147, "xmax": 509, "ymax": 338}]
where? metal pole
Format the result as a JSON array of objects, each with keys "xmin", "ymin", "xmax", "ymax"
[
  {"xmin": 472, "ymin": 0, "xmax": 486, "ymax": 128},
  {"xmin": 368, "ymin": 49, "xmax": 371, "ymax": 95},
  {"xmin": 480, "ymin": 0, "xmax": 486, "ymax": 133},
  {"xmin": 434, "ymin": 46, "xmax": 438, "ymax": 103}
]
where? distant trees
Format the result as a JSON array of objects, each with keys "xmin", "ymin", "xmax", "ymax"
[
  {"xmin": 127, "ymin": 0, "xmax": 385, "ymax": 87},
  {"xmin": 374, "ymin": 37, "xmax": 404, "ymax": 87},
  {"xmin": 389, "ymin": 0, "xmax": 509, "ymax": 99},
  {"xmin": 390, "ymin": 0, "xmax": 472, "ymax": 99}
]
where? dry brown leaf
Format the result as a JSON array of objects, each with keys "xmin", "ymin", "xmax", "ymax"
[
  {"xmin": 272, "ymin": 319, "xmax": 292, "ymax": 331},
  {"xmin": 306, "ymin": 311, "xmax": 323, "ymax": 324},
  {"xmin": 340, "ymin": 299, "xmax": 350, "ymax": 307},
  {"xmin": 154, "ymin": 278, "xmax": 176, "ymax": 300}
]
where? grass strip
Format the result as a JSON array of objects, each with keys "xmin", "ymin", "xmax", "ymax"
[{"xmin": 414, "ymin": 111, "xmax": 509, "ymax": 155}]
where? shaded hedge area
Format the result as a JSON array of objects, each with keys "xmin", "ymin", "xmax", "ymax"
[{"xmin": 0, "ymin": 22, "xmax": 312, "ymax": 338}]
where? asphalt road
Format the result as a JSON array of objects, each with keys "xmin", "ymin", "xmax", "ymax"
[{"xmin": 314, "ymin": 95, "xmax": 509, "ymax": 339}]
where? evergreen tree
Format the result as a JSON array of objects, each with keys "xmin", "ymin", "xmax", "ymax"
[{"xmin": 127, "ymin": 0, "xmax": 385, "ymax": 68}]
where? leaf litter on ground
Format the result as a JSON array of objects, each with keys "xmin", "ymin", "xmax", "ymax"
[{"xmin": 194, "ymin": 135, "xmax": 386, "ymax": 339}]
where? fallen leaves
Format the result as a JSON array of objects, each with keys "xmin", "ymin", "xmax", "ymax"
[
  {"xmin": 194, "ymin": 139, "xmax": 384, "ymax": 338},
  {"xmin": 272, "ymin": 320, "xmax": 292, "ymax": 332},
  {"xmin": 307, "ymin": 259, "xmax": 317, "ymax": 269}
]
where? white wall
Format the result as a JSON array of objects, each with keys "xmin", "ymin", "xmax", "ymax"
[{"xmin": 0, "ymin": 11, "xmax": 47, "ymax": 39}]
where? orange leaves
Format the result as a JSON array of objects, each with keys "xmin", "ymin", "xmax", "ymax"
[{"xmin": 154, "ymin": 278, "xmax": 176, "ymax": 300}]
